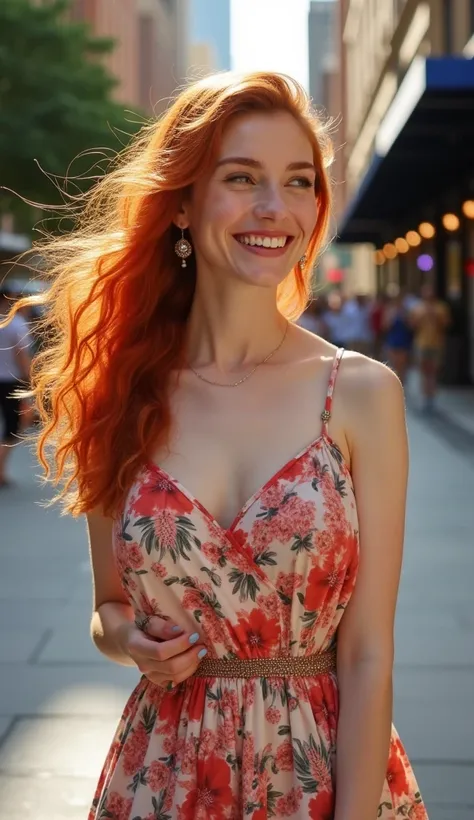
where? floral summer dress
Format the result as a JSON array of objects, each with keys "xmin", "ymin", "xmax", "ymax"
[{"xmin": 89, "ymin": 348, "xmax": 428, "ymax": 820}]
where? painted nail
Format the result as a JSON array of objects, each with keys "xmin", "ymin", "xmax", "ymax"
[
  {"xmin": 171, "ymin": 625, "xmax": 182, "ymax": 632},
  {"xmin": 189, "ymin": 632, "xmax": 200, "ymax": 644},
  {"xmin": 198, "ymin": 648, "xmax": 208, "ymax": 659}
]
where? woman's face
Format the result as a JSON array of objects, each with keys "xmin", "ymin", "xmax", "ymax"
[{"xmin": 182, "ymin": 111, "xmax": 319, "ymax": 289}]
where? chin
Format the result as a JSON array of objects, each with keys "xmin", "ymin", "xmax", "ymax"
[{"xmin": 232, "ymin": 262, "xmax": 293, "ymax": 289}]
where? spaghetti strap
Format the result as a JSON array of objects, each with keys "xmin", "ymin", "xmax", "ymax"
[{"xmin": 321, "ymin": 347, "xmax": 345, "ymax": 434}]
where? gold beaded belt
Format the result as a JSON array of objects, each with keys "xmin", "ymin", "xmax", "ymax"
[{"xmin": 193, "ymin": 650, "xmax": 337, "ymax": 679}]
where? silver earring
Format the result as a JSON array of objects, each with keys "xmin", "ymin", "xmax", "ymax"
[
  {"xmin": 299, "ymin": 254, "xmax": 307, "ymax": 270},
  {"xmin": 175, "ymin": 229, "xmax": 193, "ymax": 268}
]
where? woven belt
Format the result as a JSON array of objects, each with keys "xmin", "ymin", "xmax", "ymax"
[{"xmin": 193, "ymin": 650, "xmax": 337, "ymax": 679}]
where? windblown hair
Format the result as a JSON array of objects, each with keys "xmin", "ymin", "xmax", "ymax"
[{"xmin": 2, "ymin": 71, "xmax": 334, "ymax": 517}]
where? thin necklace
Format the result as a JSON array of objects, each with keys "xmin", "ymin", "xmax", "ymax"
[{"xmin": 188, "ymin": 321, "xmax": 289, "ymax": 387}]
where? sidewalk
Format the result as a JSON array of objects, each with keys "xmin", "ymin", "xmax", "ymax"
[{"xmin": 0, "ymin": 414, "xmax": 473, "ymax": 819}]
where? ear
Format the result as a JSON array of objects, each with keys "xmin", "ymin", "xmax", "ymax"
[{"xmin": 173, "ymin": 204, "xmax": 190, "ymax": 231}]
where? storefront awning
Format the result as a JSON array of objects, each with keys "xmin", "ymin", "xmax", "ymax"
[{"xmin": 337, "ymin": 57, "xmax": 474, "ymax": 244}]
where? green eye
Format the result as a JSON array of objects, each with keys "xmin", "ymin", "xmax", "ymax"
[
  {"xmin": 289, "ymin": 177, "xmax": 313, "ymax": 188},
  {"xmin": 226, "ymin": 174, "xmax": 253, "ymax": 184}
]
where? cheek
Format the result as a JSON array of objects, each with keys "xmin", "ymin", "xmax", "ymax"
[
  {"xmin": 301, "ymin": 198, "xmax": 319, "ymax": 236},
  {"xmin": 197, "ymin": 194, "xmax": 246, "ymax": 240}
]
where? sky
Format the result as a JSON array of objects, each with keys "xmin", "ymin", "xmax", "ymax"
[{"xmin": 230, "ymin": 0, "xmax": 311, "ymax": 90}]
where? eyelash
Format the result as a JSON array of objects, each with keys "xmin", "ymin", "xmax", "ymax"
[{"xmin": 225, "ymin": 174, "xmax": 314, "ymax": 189}]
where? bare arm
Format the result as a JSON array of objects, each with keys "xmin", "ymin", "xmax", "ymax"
[
  {"xmin": 86, "ymin": 507, "xmax": 207, "ymax": 682},
  {"xmin": 86, "ymin": 508, "xmax": 138, "ymax": 665},
  {"xmin": 334, "ymin": 359, "xmax": 408, "ymax": 820}
]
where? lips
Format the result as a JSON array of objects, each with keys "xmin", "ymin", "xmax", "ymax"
[{"xmin": 233, "ymin": 233, "xmax": 294, "ymax": 250}]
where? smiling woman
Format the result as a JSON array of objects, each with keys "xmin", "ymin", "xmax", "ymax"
[{"xmin": 1, "ymin": 71, "xmax": 428, "ymax": 819}]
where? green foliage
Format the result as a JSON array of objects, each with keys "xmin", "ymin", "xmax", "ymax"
[{"xmin": 0, "ymin": 0, "xmax": 143, "ymax": 230}]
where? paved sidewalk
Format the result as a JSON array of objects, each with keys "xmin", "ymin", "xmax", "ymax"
[{"xmin": 0, "ymin": 413, "xmax": 473, "ymax": 819}]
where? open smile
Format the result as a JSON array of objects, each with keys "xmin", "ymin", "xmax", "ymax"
[{"xmin": 233, "ymin": 232, "xmax": 294, "ymax": 257}]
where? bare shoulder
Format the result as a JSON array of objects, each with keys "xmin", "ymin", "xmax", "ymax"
[{"xmin": 336, "ymin": 351, "xmax": 406, "ymax": 449}]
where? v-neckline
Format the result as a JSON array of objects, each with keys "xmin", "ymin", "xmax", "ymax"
[{"xmin": 145, "ymin": 432, "xmax": 341, "ymax": 536}]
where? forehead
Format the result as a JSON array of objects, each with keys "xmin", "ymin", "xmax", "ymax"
[{"xmin": 218, "ymin": 110, "xmax": 314, "ymax": 164}]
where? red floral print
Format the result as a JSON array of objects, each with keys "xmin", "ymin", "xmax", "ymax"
[
  {"xmin": 153, "ymin": 509, "xmax": 177, "ymax": 549},
  {"xmin": 134, "ymin": 469, "xmax": 194, "ymax": 516},
  {"xmin": 387, "ymin": 737, "xmax": 410, "ymax": 797},
  {"xmin": 276, "ymin": 739, "xmax": 294, "ymax": 771},
  {"xmin": 179, "ymin": 754, "xmax": 234, "ymax": 820},
  {"xmin": 147, "ymin": 760, "xmax": 169, "ymax": 791},
  {"xmin": 89, "ymin": 348, "xmax": 427, "ymax": 820},
  {"xmin": 265, "ymin": 706, "xmax": 281, "ymax": 724},
  {"xmin": 150, "ymin": 561, "xmax": 167, "ymax": 579},
  {"xmin": 233, "ymin": 608, "xmax": 280, "ymax": 657},
  {"xmin": 121, "ymin": 723, "xmax": 148, "ymax": 777},
  {"xmin": 309, "ymin": 788, "xmax": 334, "ymax": 819},
  {"xmin": 275, "ymin": 785, "xmax": 303, "ymax": 816},
  {"xmin": 200, "ymin": 540, "xmax": 222, "ymax": 564},
  {"xmin": 104, "ymin": 791, "xmax": 133, "ymax": 820}
]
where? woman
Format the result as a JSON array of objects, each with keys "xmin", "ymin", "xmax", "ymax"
[
  {"xmin": 383, "ymin": 292, "xmax": 414, "ymax": 385},
  {"xmin": 4, "ymin": 73, "xmax": 427, "ymax": 819},
  {"xmin": 411, "ymin": 283, "xmax": 450, "ymax": 413}
]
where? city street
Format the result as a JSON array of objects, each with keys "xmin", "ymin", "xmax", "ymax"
[{"xmin": 0, "ymin": 407, "xmax": 473, "ymax": 820}]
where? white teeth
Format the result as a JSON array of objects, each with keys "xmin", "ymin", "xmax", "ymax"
[{"xmin": 237, "ymin": 234, "xmax": 288, "ymax": 248}]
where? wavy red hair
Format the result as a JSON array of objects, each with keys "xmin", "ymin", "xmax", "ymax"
[{"xmin": 2, "ymin": 71, "xmax": 334, "ymax": 517}]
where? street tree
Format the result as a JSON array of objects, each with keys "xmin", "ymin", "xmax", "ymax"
[{"xmin": 0, "ymin": 0, "xmax": 142, "ymax": 231}]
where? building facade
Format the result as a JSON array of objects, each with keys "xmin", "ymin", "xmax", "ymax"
[
  {"xmin": 333, "ymin": 0, "xmax": 474, "ymax": 383},
  {"xmin": 70, "ymin": 0, "xmax": 190, "ymax": 113},
  {"xmin": 308, "ymin": 0, "xmax": 336, "ymax": 107}
]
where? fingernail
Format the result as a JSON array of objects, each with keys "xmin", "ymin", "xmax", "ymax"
[
  {"xmin": 198, "ymin": 648, "xmax": 208, "ymax": 659},
  {"xmin": 171, "ymin": 625, "xmax": 182, "ymax": 632},
  {"xmin": 189, "ymin": 632, "xmax": 200, "ymax": 644}
]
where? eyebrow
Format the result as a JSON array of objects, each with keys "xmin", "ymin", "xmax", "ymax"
[{"xmin": 215, "ymin": 156, "xmax": 316, "ymax": 172}]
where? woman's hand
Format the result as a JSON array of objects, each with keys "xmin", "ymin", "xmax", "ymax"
[{"xmin": 118, "ymin": 616, "xmax": 208, "ymax": 688}]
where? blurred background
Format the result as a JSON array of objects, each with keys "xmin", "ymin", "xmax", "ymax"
[{"xmin": 0, "ymin": 2, "xmax": 473, "ymax": 819}]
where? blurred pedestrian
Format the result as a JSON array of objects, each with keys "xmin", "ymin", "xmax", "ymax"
[
  {"xmin": 383, "ymin": 292, "xmax": 413, "ymax": 385},
  {"xmin": 349, "ymin": 293, "xmax": 374, "ymax": 355},
  {"xmin": 410, "ymin": 282, "xmax": 450, "ymax": 412},
  {"xmin": 370, "ymin": 293, "xmax": 389, "ymax": 361},
  {"xmin": 297, "ymin": 294, "xmax": 328, "ymax": 336},
  {"xmin": 3, "ymin": 72, "xmax": 427, "ymax": 819},
  {"xmin": 0, "ymin": 286, "xmax": 32, "ymax": 487}
]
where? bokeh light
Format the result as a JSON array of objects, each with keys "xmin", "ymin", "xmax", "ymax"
[
  {"xmin": 419, "ymin": 222, "xmax": 435, "ymax": 239},
  {"xmin": 406, "ymin": 231, "xmax": 421, "ymax": 247},
  {"xmin": 395, "ymin": 237, "xmax": 409, "ymax": 253},
  {"xmin": 383, "ymin": 243, "xmax": 397, "ymax": 260},
  {"xmin": 462, "ymin": 200, "xmax": 474, "ymax": 219},
  {"xmin": 374, "ymin": 250, "xmax": 385, "ymax": 265},
  {"xmin": 417, "ymin": 254, "xmax": 434, "ymax": 272},
  {"xmin": 442, "ymin": 213, "xmax": 460, "ymax": 231}
]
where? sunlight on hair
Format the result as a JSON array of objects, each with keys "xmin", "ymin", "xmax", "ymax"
[{"xmin": 0, "ymin": 71, "xmax": 334, "ymax": 518}]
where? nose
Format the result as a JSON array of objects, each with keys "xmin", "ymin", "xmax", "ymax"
[{"xmin": 253, "ymin": 182, "xmax": 288, "ymax": 221}]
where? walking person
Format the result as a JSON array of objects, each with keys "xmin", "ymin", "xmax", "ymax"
[
  {"xmin": 4, "ymin": 72, "xmax": 427, "ymax": 819},
  {"xmin": 383, "ymin": 293, "xmax": 414, "ymax": 385},
  {"xmin": 410, "ymin": 283, "xmax": 450, "ymax": 412},
  {"xmin": 0, "ymin": 286, "xmax": 32, "ymax": 487}
]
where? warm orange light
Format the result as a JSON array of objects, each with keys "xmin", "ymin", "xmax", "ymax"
[
  {"xmin": 419, "ymin": 222, "xmax": 435, "ymax": 239},
  {"xmin": 395, "ymin": 237, "xmax": 409, "ymax": 253},
  {"xmin": 374, "ymin": 250, "xmax": 385, "ymax": 265},
  {"xmin": 442, "ymin": 213, "xmax": 460, "ymax": 231},
  {"xmin": 406, "ymin": 231, "xmax": 421, "ymax": 247},
  {"xmin": 462, "ymin": 200, "xmax": 474, "ymax": 219},
  {"xmin": 383, "ymin": 243, "xmax": 397, "ymax": 260}
]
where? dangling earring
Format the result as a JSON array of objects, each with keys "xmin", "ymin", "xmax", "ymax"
[
  {"xmin": 175, "ymin": 228, "xmax": 193, "ymax": 268},
  {"xmin": 299, "ymin": 254, "xmax": 307, "ymax": 270}
]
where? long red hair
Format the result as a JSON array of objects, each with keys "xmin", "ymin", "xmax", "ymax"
[{"xmin": 3, "ymin": 71, "xmax": 334, "ymax": 517}]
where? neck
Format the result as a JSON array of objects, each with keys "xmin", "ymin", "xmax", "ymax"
[{"xmin": 186, "ymin": 279, "xmax": 287, "ymax": 374}]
